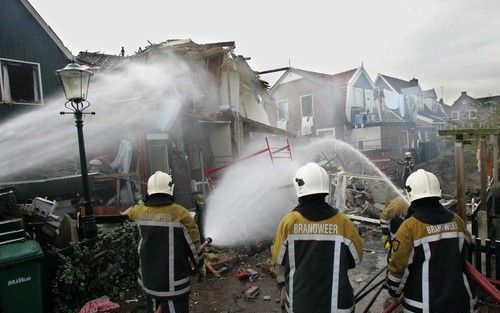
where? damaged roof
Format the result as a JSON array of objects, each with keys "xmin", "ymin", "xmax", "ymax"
[
  {"xmin": 76, "ymin": 39, "xmax": 237, "ymax": 73},
  {"xmin": 76, "ymin": 51, "xmax": 129, "ymax": 72},
  {"xmin": 138, "ymin": 39, "xmax": 236, "ymax": 59}
]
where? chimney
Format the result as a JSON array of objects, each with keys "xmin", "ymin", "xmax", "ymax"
[
  {"xmin": 461, "ymin": 91, "xmax": 467, "ymax": 96},
  {"xmin": 410, "ymin": 78, "xmax": 419, "ymax": 85}
]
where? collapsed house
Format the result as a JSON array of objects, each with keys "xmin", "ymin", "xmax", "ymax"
[{"xmin": 76, "ymin": 39, "xmax": 293, "ymax": 212}]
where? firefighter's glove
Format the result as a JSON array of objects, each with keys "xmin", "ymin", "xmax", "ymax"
[{"xmin": 381, "ymin": 235, "xmax": 389, "ymax": 246}]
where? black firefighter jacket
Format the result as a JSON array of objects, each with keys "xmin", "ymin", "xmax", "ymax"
[
  {"xmin": 271, "ymin": 197, "xmax": 363, "ymax": 313},
  {"xmin": 386, "ymin": 200, "xmax": 478, "ymax": 313},
  {"xmin": 128, "ymin": 194, "xmax": 203, "ymax": 299}
]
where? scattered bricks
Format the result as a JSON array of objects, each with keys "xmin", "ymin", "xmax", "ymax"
[
  {"xmin": 263, "ymin": 295, "xmax": 271, "ymax": 301},
  {"xmin": 235, "ymin": 268, "xmax": 249, "ymax": 280},
  {"xmin": 245, "ymin": 286, "xmax": 260, "ymax": 299}
]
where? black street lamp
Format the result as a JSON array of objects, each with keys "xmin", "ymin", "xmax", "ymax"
[{"xmin": 56, "ymin": 62, "xmax": 97, "ymax": 239}]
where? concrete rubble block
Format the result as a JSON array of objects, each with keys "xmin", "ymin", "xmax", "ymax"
[
  {"xmin": 263, "ymin": 295, "xmax": 271, "ymax": 301},
  {"xmin": 373, "ymin": 203, "xmax": 385, "ymax": 211},
  {"xmin": 245, "ymin": 285, "xmax": 260, "ymax": 299}
]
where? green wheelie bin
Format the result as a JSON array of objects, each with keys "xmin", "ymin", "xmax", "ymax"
[{"xmin": 0, "ymin": 240, "xmax": 44, "ymax": 313}]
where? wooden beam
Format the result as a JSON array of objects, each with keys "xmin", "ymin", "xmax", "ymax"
[
  {"xmin": 455, "ymin": 141, "xmax": 466, "ymax": 220},
  {"xmin": 480, "ymin": 138, "xmax": 488, "ymax": 209},
  {"xmin": 494, "ymin": 135, "xmax": 499, "ymax": 183},
  {"xmin": 256, "ymin": 67, "xmax": 290, "ymax": 75},
  {"xmin": 439, "ymin": 128, "xmax": 500, "ymax": 138}
]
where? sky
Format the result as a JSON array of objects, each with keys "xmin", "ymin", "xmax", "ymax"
[{"xmin": 29, "ymin": 0, "xmax": 500, "ymax": 104}]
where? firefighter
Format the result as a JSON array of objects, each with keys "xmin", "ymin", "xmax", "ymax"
[
  {"xmin": 397, "ymin": 151, "xmax": 415, "ymax": 185},
  {"xmin": 128, "ymin": 171, "xmax": 203, "ymax": 313},
  {"xmin": 385, "ymin": 169, "xmax": 477, "ymax": 313},
  {"xmin": 271, "ymin": 162, "xmax": 363, "ymax": 313},
  {"xmin": 380, "ymin": 195, "xmax": 410, "ymax": 246}
]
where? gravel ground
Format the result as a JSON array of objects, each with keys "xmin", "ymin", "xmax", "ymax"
[{"xmin": 188, "ymin": 225, "xmax": 396, "ymax": 313}]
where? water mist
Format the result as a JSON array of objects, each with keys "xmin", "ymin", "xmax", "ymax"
[
  {"xmin": 0, "ymin": 58, "xmax": 209, "ymax": 181},
  {"xmin": 203, "ymin": 137, "xmax": 405, "ymax": 247}
]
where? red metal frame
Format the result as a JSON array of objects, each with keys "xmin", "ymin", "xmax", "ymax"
[{"xmin": 204, "ymin": 137, "xmax": 292, "ymax": 189}]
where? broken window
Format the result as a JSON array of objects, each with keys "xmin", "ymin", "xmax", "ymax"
[
  {"xmin": 300, "ymin": 95, "xmax": 313, "ymax": 117},
  {"xmin": 277, "ymin": 100, "xmax": 288, "ymax": 121},
  {"xmin": 0, "ymin": 59, "xmax": 42, "ymax": 105}
]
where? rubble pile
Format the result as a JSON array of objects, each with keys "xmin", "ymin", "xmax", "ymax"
[{"xmin": 342, "ymin": 185, "xmax": 382, "ymax": 219}]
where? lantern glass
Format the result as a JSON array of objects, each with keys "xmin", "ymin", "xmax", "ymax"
[{"xmin": 56, "ymin": 63, "xmax": 93, "ymax": 102}]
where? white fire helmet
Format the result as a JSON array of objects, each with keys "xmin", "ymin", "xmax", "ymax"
[
  {"xmin": 405, "ymin": 169, "xmax": 441, "ymax": 202},
  {"xmin": 293, "ymin": 162, "xmax": 330, "ymax": 198},
  {"xmin": 404, "ymin": 151, "xmax": 412, "ymax": 158},
  {"xmin": 147, "ymin": 171, "xmax": 174, "ymax": 196}
]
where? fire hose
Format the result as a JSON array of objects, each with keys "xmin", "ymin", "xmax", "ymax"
[{"xmin": 465, "ymin": 261, "xmax": 500, "ymax": 304}]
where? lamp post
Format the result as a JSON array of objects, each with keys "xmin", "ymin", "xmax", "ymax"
[{"xmin": 56, "ymin": 62, "xmax": 97, "ymax": 239}]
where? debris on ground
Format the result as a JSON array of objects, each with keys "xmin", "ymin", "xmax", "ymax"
[
  {"xmin": 79, "ymin": 296, "xmax": 119, "ymax": 313},
  {"xmin": 244, "ymin": 286, "xmax": 260, "ymax": 299}
]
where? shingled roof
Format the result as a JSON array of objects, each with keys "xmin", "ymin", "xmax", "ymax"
[
  {"xmin": 287, "ymin": 67, "xmax": 358, "ymax": 87},
  {"xmin": 379, "ymin": 74, "xmax": 419, "ymax": 93}
]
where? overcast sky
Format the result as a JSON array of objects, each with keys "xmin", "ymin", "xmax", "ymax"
[{"xmin": 30, "ymin": 0, "xmax": 500, "ymax": 104}]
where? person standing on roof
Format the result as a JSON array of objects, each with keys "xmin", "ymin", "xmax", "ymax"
[
  {"xmin": 128, "ymin": 171, "xmax": 203, "ymax": 313},
  {"xmin": 380, "ymin": 195, "xmax": 410, "ymax": 246},
  {"xmin": 385, "ymin": 169, "xmax": 477, "ymax": 313},
  {"xmin": 271, "ymin": 162, "xmax": 363, "ymax": 313}
]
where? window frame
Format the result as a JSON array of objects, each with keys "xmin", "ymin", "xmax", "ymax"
[
  {"xmin": 0, "ymin": 57, "xmax": 44, "ymax": 105},
  {"xmin": 300, "ymin": 94, "xmax": 314, "ymax": 118},
  {"xmin": 451, "ymin": 110, "xmax": 459, "ymax": 120},
  {"xmin": 276, "ymin": 99, "xmax": 289, "ymax": 122},
  {"xmin": 468, "ymin": 109, "xmax": 478, "ymax": 119},
  {"xmin": 316, "ymin": 127, "xmax": 335, "ymax": 138}
]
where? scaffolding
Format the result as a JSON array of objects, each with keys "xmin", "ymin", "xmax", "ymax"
[{"xmin": 204, "ymin": 137, "xmax": 292, "ymax": 190}]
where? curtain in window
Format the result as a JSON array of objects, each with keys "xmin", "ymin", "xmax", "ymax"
[
  {"xmin": 32, "ymin": 66, "xmax": 40, "ymax": 102},
  {"xmin": 1, "ymin": 64, "xmax": 12, "ymax": 104}
]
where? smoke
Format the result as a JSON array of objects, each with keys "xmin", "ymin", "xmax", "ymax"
[
  {"xmin": 0, "ymin": 58, "xmax": 211, "ymax": 181},
  {"xmin": 203, "ymin": 137, "xmax": 405, "ymax": 247}
]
